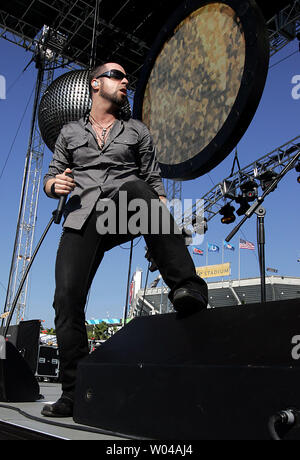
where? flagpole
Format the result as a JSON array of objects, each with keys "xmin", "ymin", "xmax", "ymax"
[
  {"xmin": 238, "ymin": 237, "xmax": 241, "ymax": 285},
  {"xmin": 222, "ymin": 241, "xmax": 224, "ymax": 285},
  {"xmin": 206, "ymin": 242, "xmax": 208, "ymax": 267}
]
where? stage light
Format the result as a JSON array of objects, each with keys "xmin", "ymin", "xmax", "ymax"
[
  {"xmin": 240, "ymin": 180, "xmax": 258, "ymax": 201},
  {"xmin": 295, "ymin": 163, "xmax": 300, "ymax": 183},
  {"xmin": 258, "ymin": 170, "xmax": 279, "ymax": 191},
  {"xmin": 220, "ymin": 203, "xmax": 236, "ymax": 225},
  {"xmin": 235, "ymin": 195, "xmax": 250, "ymax": 216}
]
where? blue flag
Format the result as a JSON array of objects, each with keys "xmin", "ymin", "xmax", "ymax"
[{"xmin": 208, "ymin": 243, "xmax": 219, "ymax": 253}]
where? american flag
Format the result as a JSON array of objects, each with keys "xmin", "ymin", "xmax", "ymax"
[{"xmin": 239, "ymin": 239, "xmax": 255, "ymax": 250}]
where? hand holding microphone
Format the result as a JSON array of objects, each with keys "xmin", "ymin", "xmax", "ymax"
[{"xmin": 52, "ymin": 168, "xmax": 75, "ymax": 224}]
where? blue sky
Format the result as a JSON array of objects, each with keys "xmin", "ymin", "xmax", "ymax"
[{"xmin": 0, "ymin": 36, "xmax": 299, "ymax": 328}]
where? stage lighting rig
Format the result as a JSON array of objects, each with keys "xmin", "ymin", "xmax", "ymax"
[
  {"xmin": 240, "ymin": 180, "xmax": 259, "ymax": 202},
  {"xmin": 235, "ymin": 195, "xmax": 250, "ymax": 216},
  {"xmin": 35, "ymin": 25, "xmax": 68, "ymax": 68},
  {"xmin": 296, "ymin": 162, "xmax": 300, "ymax": 183},
  {"xmin": 220, "ymin": 203, "xmax": 236, "ymax": 225},
  {"xmin": 221, "ymin": 180, "xmax": 236, "ymax": 200},
  {"xmin": 258, "ymin": 170, "xmax": 279, "ymax": 191},
  {"xmin": 41, "ymin": 26, "xmax": 68, "ymax": 55}
]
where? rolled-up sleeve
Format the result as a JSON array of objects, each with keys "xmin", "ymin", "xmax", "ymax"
[
  {"xmin": 43, "ymin": 131, "xmax": 70, "ymax": 192},
  {"xmin": 138, "ymin": 124, "xmax": 166, "ymax": 197}
]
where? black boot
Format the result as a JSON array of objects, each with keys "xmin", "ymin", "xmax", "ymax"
[
  {"xmin": 171, "ymin": 287, "xmax": 208, "ymax": 317},
  {"xmin": 41, "ymin": 394, "xmax": 74, "ymax": 418}
]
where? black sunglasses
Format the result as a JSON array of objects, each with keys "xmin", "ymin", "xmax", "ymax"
[{"xmin": 96, "ymin": 69, "xmax": 128, "ymax": 81}]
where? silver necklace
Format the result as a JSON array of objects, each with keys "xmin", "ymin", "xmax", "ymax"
[{"xmin": 90, "ymin": 114, "xmax": 115, "ymax": 149}]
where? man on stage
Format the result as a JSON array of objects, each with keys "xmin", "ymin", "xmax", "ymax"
[{"xmin": 41, "ymin": 62, "xmax": 208, "ymax": 417}]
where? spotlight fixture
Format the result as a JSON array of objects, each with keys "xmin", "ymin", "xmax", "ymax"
[
  {"xmin": 235, "ymin": 195, "xmax": 250, "ymax": 216},
  {"xmin": 220, "ymin": 203, "xmax": 236, "ymax": 225},
  {"xmin": 296, "ymin": 162, "xmax": 300, "ymax": 183},
  {"xmin": 258, "ymin": 170, "xmax": 279, "ymax": 192},
  {"xmin": 240, "ymin": 180, "xmax": 258, "ymax": 201}
]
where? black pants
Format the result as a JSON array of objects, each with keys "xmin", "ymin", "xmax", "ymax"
[{"xmin": 53, "ymin": 180, "xmax": 207, "ymax": 396}]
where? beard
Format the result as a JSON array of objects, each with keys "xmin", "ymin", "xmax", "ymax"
[{"xmin": 99, "ymin": 83, "xmax": 125, "ymax": 107}]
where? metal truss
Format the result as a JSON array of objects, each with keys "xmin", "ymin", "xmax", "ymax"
[
  {"xmin": 2, "ymin": 27, "xmax": 69, "ymax": 325},
  {"xmin": 1, "ymin": 1, "xmax": 299, "ymax": 90},
  {"xmin": 267, "ymin": 0, "xmax": 300, "ymax": 56},
  {"xmin": 181, "ymin": 136, "xmax": 300, "ymax": 229},
  {"xmin": 3, "ymin": 67, "xmax": 55, "ymax": 325},
  {"xmin": 164, "ymin": 179, "xmax": 182, "ymax": 214},
  {"xmin": 0, "ymin": 0, "xmax": 152, "ymax": 89}
]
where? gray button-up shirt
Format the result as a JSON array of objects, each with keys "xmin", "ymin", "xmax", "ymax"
[{"xmin": 43, "ymin": 115, "xmax": 166, "ymax": 230}]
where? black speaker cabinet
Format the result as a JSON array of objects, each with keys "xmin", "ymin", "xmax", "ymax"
[
  {"xmin": 0, "ymin": 340, "xmax": 40, "ymax": 402},
  {"xmin": 73, "ymin": 299, "xmax": 300, "ymax": 440},
  {"xmin": 0, "ymin": 320, "xmax": 41, "ymax": 373}
]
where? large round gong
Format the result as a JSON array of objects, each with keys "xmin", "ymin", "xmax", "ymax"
[{"xmin": 133, "ymin": 0, "xmax": 270, "ymax": 180}]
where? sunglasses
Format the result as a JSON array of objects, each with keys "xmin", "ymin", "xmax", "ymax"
[{"xmin": 96, "ymin": 69, "xmax": 128, "ymax": 81}]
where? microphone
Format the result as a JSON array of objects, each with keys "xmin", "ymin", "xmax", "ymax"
[{"xmin": 54, "ymin": 171, "xmax": 74, "ymax": 225}]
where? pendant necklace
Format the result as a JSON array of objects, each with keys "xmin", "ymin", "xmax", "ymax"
[{"xmin": 90, "ymin": 114, "xmax": 115, "ymax": 150}]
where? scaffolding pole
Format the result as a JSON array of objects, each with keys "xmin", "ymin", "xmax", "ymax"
[{"xmin": 2, "ymin": 61, "xmax": 55, "ymax": 326}]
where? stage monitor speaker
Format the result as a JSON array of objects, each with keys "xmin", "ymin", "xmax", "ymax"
[
  {"xmin": 0, "ymin": 320, "xmax": 41, "ymax": 374},
  {"xmin": 0, "ymin": 338, "xmax": 40, "ymax": 402},
  {"xmin": 73, "ymin": 299, "xmax": 300, "ymax": 440}
]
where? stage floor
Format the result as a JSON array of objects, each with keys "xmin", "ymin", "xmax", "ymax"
[{"xmin": 0, "ymin": 382, "xmax": 126, "ymax": 440}]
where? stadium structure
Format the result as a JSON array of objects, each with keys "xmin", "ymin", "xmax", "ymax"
[
  {"xmin": 128, "ymin": 271, "xmax": 300, "ymax": 317},
  {"xmin": 86, "ymin": 270, "xmax": 300, "ymax": 322}
]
